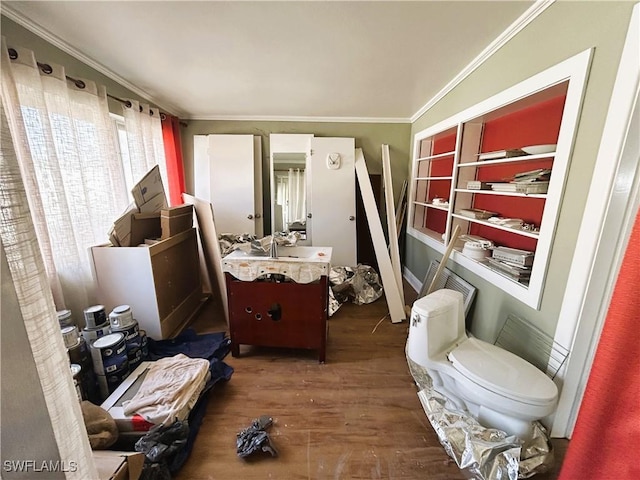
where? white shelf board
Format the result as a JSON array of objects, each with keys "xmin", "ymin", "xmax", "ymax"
[
  {"xmin": 407, "ymin": 226, "xmax": 445, "ymax": 248},
  {"xmin": 458, "ymin": 152, "xmax": 555, "ymax": 167},
  {"xmin": 455, "ymin": 188, "xmax": 547, "ymax": 199},
  {"xmin": 416, "ymin": 150, "xmax": 456, "ymax": 162},
  {"xmin": 415, "ymin": 176, "xmax": 453, "ymax": 181},
  {"xmin": 451, "ymin": 213, "xmax": 540, "ymax": 239}
]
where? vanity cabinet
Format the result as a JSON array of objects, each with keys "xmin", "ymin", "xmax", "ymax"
[
  {"xmin": 408, "ymin": 50, "xmax": 591, "ymax": 308},
  {"xmin": 221, "ymin": 246, "xmax": 332, "ymax": 363},
  {"xmin": 224, "ymin": 273, "xmax": 329, "ymax": 363}
]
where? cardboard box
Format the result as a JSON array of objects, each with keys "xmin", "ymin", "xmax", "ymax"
[
  {"xmin": 93, "ymin": 451, "xmax": 144, "ymax": 480},
  {"xmin": 113, "ymin": 204, "xmax": 138, "ymax": 246},
  {"xmin": 138, "ymin": 192, "xmax": 167, "ymax": 214},
  {"xmin": 130, "ymin": 213, "xmax": 162, "ymax": 246},
  {"xmin": 131, "ymin": 165, "xmax": 166, "ymax": 210},
  {"xmin": 161, "ymin": 204, "xmax": 194, "ymax": 239}
]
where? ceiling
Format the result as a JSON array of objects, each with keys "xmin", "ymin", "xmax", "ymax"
[{"xmin": 2, "ymin": 1, "xmax": 536, "ymax": 122}]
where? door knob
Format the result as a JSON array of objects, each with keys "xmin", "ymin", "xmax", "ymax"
[
  {"xmin": 247, "ymin": 214, "xmax": 253, "ymax": 220},
  {"xmin": 349, "ymin": 216, "xmax": 355, "ymax": 221}
]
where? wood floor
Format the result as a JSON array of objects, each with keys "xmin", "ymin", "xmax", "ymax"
[{"xmin": 177, "ymin": 287, "xmax": 568, "ymax": 480}]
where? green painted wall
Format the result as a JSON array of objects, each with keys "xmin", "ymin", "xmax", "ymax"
[{"xmin": 406, "ymin": 1, "xmax": 636, "ymax": 341}]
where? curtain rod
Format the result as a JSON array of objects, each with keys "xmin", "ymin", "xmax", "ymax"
[{"xmin": 7, "ymin": 47, "xmax": 171, "ymax": 121}]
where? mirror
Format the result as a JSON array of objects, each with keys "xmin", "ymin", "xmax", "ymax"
[
  {"xmin": 272, "ymin": 153, "xmax": 307, "ymax": 237},
  {"xmin": 269, "ymin": 134, "xmax": 313, "ymax": 242}
]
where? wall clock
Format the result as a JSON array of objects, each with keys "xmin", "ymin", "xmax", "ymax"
[{"xmin": 326, "ymin": 152, "xmax": 341, "ymax": 170}]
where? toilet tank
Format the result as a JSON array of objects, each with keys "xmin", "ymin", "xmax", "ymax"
[{"xmin": 412, "ymin": 289, "xmax": 466, "ymax": 358}]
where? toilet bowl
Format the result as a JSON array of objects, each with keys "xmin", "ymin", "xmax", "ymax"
[{"xmin": 407, "ymin": 289, "xmax": 558, "ymax": 440}]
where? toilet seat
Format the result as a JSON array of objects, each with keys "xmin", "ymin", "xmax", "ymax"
[{"xmin": 449, "ymin": 338, "xmax": 557, "ymax": 406}]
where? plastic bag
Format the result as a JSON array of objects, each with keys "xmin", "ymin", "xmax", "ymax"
[{"xmin": 236, "ymin": 415, "xmax": 278, "ymax": 458}]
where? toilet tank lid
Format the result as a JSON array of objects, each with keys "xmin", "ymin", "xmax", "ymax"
[
  {"xmin": 412, "ymin": 289, "xmax": 463, "ymax": 316},
  {"xmin": 449, "ymin": 338, "xmax": 558, "ymax": 405}
]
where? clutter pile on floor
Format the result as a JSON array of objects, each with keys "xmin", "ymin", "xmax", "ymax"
[
  {"xmin": 406, "ymin": 356, "xmax": 554, "ymax": 480},
  {"xmin": 85, "ymin": 329, "xmax": 233, "ymax": 479}
]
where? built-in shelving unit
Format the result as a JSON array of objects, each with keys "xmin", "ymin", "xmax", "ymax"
[{"xmin": 407, "ymin": 49, "xmax": 592, "ymax": 308}]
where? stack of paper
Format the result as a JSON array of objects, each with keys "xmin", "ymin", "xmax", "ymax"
[{"xmin": 489, "ymin": 168, "xmax": 551, "ymax": 194}]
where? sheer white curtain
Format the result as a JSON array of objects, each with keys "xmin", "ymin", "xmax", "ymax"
[
  {"xmin": 1, "ymin": 39, "xmax": 129, "ymax": 316},
  {"xmin": 1, "ymin": 93, "xmax": 97, "ymax": 478},
  {"xmin": 288, "ymin": 168, "xmax": 306, "ymax": 223},
  {"xmin": 122, "ymin": 99, "xmax": 168, "ymax": 200}
]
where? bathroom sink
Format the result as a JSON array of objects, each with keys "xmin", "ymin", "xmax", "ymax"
[{"xmin": 222, "ymin": 246, "xmax": 333, "ymax": 283}]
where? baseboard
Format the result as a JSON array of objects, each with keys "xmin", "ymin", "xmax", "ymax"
[{"xmin": 403, "ymin": 267, "xmax": 422, "ymax": 294}]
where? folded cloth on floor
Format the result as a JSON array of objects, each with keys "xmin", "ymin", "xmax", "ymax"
[{"xmin": 123, "ymin": 353, "xmax": 210, "ymax": 426}]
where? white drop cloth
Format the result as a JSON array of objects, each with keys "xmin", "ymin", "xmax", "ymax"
[{"xmin": 122, "ymin": 354, "xmax": 210, "ymax": 425}]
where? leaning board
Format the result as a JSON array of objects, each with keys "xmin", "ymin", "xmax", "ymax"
[{"xmin": 355, "ymin": 149, "xmax": 405, "ymax": 323}]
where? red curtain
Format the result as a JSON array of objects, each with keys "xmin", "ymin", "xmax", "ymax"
[
  {"xmin": 558, "ymin": 210, "xmax": 640, "ymax": 479},
  {"xmin": 161, "ymin": 114, "xmax": 186, "ymax": 206}
]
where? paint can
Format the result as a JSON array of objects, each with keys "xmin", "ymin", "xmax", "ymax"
[
  {"xmin": 67, "ymin": 337, "xmax": 100, "ymax": 404},
  {"xmin": 70, "ymin": 363, "xmax": 84, "ymax": 401},
  {"xmin": 67, "ymin": 336, "xmax": 90, "ymax": 367},
  {"xmin": 127, "ymin": 347, "xmax": 143, "ymax": 372},
  {"xmin": 139, "ymin": 329, "xmax": 149, "ymax": 360},
  {"xmin": 95, "ymin": 366, "xmax": 130, "ymax": 401},
  {"xmin": 109, "ymin": 305, "xmax": 135, "ymax": 329},
  {"xmin": 82, "ymin": 322, "xmax": 111, "ymax": 344},
  {"xmin": 111, "ymin": 320, "xmax": 142, "ymax": 371},
  {"xmin": 57, "ymin": 309, "xmax": 74, "ymax": 328},
  {"xmin": 83, "ymin": 305, "xmax": 107, "ymax": 329},
  {"xmin": 61, "ymin": 325, "xmax": 80, "ymax": 349},
  {"xmin": 90, "ymin": 333, "xmax": 129, "ymax": 376}
]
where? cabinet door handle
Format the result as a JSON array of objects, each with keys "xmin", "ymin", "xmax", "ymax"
[
  {"xmin": 307, "ymin": 213, "xmax": 312, "ymax": 218},
  {"xmin": 255, "ymin": 213, "xmax": 262, "ymax": 219},
  {"xmin": 349, "ymin": 216, "xmax": 355, "ymax": 221},
  {"xmin": 247, "ymin": 214, "xmax": 253, "ymax": 220}
]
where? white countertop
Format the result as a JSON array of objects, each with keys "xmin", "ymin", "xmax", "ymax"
[{"xmin": 221, "ymin": 246, "xmax": 332, "ymax": 283}]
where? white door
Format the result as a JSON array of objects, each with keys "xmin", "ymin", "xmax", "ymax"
[
  {"xmin": 309, "ymin": 137, "xmax": 356, "ymax": 267},
  {"xmin": 193, "ymin": 134, "xmax": 262, "ymax": 236}
]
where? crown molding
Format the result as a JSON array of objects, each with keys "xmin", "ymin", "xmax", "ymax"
[
  {"xmin": 186, "ymin": 114, "xmax": 411, "ymax": 124},
  {"xmin": 1, "ymin": 4, "xmax": 184, "ymax": 117},
  {"xmin": 410, "ymin": 0, "xmax": 555, "ymax": 123}
]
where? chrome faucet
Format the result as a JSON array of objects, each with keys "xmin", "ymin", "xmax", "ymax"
[{"xmin": 269, "ymin": 236, "xmax": 278, "ymax": 258}]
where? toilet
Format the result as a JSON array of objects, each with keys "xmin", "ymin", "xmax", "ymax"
[{"xmin": 407, "ymin": 289, "xmax": 558, "ymax": 440}]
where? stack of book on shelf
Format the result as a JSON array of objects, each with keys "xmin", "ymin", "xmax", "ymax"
[
  {"xmin": 485, "ymin": 247, "xmax": 534, "ymax": 284},
  {"xmin": 477, "ymin": 149, "xmax": 527, "ymax": 161},
  {"xmin": 489, "ymin": 168, "xmax": 551, "ymax": 194},
  {"xmin": 466, "ymin": 180, "xmax": 492, "ymax": 190},
  {"xmin": 458, "ymin": 208, "xmax": 497, "ymax": 220}
]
